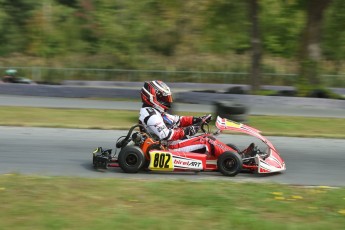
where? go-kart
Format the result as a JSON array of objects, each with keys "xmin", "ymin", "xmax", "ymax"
[{"xmin": 92, "ymin": 116, "xmax": 286, "ymax": 176}]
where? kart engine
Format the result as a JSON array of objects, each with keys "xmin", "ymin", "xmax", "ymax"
[{"xmin": 132, "ymin": 132, "xmax": 146, "ymax": 146}]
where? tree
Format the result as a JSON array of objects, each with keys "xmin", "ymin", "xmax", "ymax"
[
  {"xmin": 0, "ymin": 0, "xmax": 39, "ymax": 55},
  {"xmin": 248, "ymin": 0, "xmax": 262, "ymax": 92},
  {"xmin": 204, "ymin": 1, "xmax": 249, "ymax": 54},
  {"xmin": 297, "ymin": 0, "xmax": 333, "ymax": 95},
  {"xmin": 260, "ymin": 0, "xmax": 305, "ymax": 58},
  {"xmin": 323, "ymin": 0, "xmax": 345, "ymax": 74}
]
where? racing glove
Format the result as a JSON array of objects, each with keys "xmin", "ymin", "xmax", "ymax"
[
  {"xmin": 192, "ymin": 114, "xmax": 212, "ymax": 125},
  {"xmin": 183, "ymin": 125, "xmax": 199, "ymax": 137}
]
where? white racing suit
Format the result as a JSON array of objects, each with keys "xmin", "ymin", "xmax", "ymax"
[{"xmin": 139, "ymin": 107, "xmax": 206, "ymax": 153}]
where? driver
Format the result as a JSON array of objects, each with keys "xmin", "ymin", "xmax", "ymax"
[{"xmin": 139, "ymin": 80, "xmax": 211, "ymax": 153}]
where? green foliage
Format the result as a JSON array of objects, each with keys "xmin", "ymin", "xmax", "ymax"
[
  {"xmin": 323, "ymin": 0, "xmax": 345, "ymax": 62},
  {"xmin": 203, "ymin": 0, "xmax": 250, "ymax": 54},
  {"xmin": 261, "ymin": 0, "xmax": 305, "ymax": 57},
  {"xmin": 0, "ymin": 0, "xmax": 39, "ymax": 54},
  {"xmin": 0, "ymin": 0, "xmax": 343, "ymax": 83}
]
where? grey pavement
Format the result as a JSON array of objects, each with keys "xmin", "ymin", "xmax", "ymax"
[{"xmin": 1, "ymin": 126, "xmax": 345, "ymax": 186}]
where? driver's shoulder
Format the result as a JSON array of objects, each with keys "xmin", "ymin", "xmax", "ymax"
[
  {"xmin": 139, "ymin": 107, "xmax": 164, "ymax": 125},
  {"xmin": 140, "ymin": 107, "xmax": 160, "ymax": 116}
]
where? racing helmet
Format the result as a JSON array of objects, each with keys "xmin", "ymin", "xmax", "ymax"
[{"xmin": 141, "ymin": 80, "xmax": 173, "ymax": 112}]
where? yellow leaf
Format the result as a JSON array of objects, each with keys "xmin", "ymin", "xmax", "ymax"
[
  {"xmin": 0, "ymin": 187, "xmax": 6, "ymax": 191},
  {"xmin": 271, "ymin": 192, "xmax": 283, "ymax": 196},
  {"xmin": 291, "ymin": 195, "xmax": 303, "ymax": 199},
  {"xmin": 338, "ymin": 210, "xmax": 345, "ymax": 215},
  {"xmin": 318, "ymin": 186, "xmax": 332, "ymax": 189},
  {"xmin": 274, "ymin": 196, "xmax": 285, "ymax": 200}
]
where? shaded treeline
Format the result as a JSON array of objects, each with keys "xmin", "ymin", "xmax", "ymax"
[{"xmin": 0, "ymin": 0, "xmax": 344, "ymax": 92}]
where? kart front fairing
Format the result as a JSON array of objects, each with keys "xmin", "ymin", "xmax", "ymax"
[{"xmin": 216, "ymin": 116, "xmax": 286, "ymax": 173}]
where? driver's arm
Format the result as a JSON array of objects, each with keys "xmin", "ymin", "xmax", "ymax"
[
  {"xmin": 146, "ymin": 113, "xmax": 186, "ymax": 141},
  {"xmin": 163, "ymin": 113, "xmax": 198, "ymax": 128}
]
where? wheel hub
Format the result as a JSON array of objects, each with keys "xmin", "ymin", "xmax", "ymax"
[
  {"xmin": 126, "ymin": 153, "xmax": 138, "ymax": 166},
  {"xmin": 223, "ymin": 158, "xmax": 236, "ymax": 170}
]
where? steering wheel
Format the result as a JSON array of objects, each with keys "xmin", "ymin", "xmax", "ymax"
[
  {"xmin": 200, "ymin": 122, "xmax": 208, "ymax": 133},
  {"xmin": 199, "ymin": 114, "xmax": 212, "ymax": 133}
]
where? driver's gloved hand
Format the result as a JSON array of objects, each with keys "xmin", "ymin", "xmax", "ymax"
[
  {"xmin": 184, "ymin": 125, "xmax": 199, "ymax": 137},
  {"xmin": 192, "ymin": 117, "xmax": 202, "ymax": 124},
  {"xmin": 192, "ymin": 114, "xmax": 212, "ymax": 124}
]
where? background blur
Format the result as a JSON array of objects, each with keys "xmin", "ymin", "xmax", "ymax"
[{"xmin": 0, "ymin": 0, "xmax": 344, "ymax": 90}]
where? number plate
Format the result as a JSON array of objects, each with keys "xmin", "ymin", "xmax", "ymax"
[{"xmin": 149, "ymin": 151, "xmax": 174, "ymax": 171}]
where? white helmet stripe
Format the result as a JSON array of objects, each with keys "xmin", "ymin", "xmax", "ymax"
[
  {"xmin": 152, "ymin": 81, "xmax": 171, "ymax": 96},
  {"xmin": 142, "ymin": 87, "xmax": 153, "ymax": 100}
]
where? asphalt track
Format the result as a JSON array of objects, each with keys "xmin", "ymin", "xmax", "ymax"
[{"xmin": 1, "ymin": 126, "xmax": 345, "ymax": 187}]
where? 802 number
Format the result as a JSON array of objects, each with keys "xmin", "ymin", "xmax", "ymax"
[{"xmin": 153, "ymin": 153, "xmax": 171, "ymax": 168}]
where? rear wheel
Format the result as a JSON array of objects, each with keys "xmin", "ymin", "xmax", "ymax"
[
  {"xmin": 118, "ymin": 146, "xmax": 145, "ymax": 173},
  {"xmin": 217, "ymin": 151, "xmax": 242, "ymax": 177}
]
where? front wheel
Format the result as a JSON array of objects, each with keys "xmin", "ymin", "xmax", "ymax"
[
  {"xmin": 118, "ymin": 146, "xmax": 145, "ymax": 173},
  {"xmin": 217, "ymin": 151, "xmax": 243, "ymax": 177}
]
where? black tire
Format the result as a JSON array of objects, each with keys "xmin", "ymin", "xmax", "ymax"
[
  {"xmin": 217, "ymin": 113, "xmax": 247, "ymax": 123},
  {"xmin": 217, "ymin": 151, "xmax": 243, "ymax": 177},
  {"xmin": 226, "ymin": 143, "xmax": 241, "ymax": 153},
  {"xmin": 215, "ymin": 101, "xmax": 247, "ymax": 115},
  {"xmin": 225, "ymin": 86, "xmax": 247, "ymax": 95},
  {"xmin": 118, "ymin": 146, "xmax": 145, "ymax": 173}
]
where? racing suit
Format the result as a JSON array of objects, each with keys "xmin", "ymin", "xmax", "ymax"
[{"xmin": 139, "ymin": 106, "xmax": 207, "ymax": 153}]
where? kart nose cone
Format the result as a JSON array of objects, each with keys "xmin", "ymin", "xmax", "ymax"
[{"xmin": 258, "ymin": 149, "xmax": 286, "ymax": 173}]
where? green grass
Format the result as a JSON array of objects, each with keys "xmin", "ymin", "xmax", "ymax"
[
  {"xmin": 0, "ymin": 106, "xmax": 344, "ymax": 138},
  {"xmin": 0, "ymin": 106, "xmax": 139, "ymax": 129},
  {"xmin": 0, "ymin": 174, "xmax": 345, "ymax": 230},
  {"xmin": 249, "ymin": 115, "xmax": 345, "ymax": 138}
]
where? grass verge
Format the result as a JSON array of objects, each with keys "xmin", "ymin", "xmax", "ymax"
[
  {"xmin": 0, "ymin": 174, "xmax": 345, "ymax": 230},
  {"xmin": 0, "ymin": 106, "xmax": 344, "ymax": 138}
]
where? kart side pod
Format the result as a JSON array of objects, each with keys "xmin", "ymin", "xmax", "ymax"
[
  {"xmin": 115, "ymin": 146, "xmax": 243, "ymax": 176},
  {"xmin": 147, "ymin": 150, "xmax": 206, "ymax": 172}
]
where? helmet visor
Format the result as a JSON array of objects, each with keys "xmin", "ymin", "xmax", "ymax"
[{"xmin": 157, "ymin": 93, "xmax": 173, "ymax": 108}]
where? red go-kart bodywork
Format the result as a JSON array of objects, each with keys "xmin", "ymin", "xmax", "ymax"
[{"xmin": 92, "ymin": 116, "xmax": 286, "ymax": 176}]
